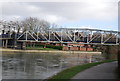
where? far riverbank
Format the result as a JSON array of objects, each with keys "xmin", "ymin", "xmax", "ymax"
[{"xmin": 0, "ymin": 48, "xmax": 101, "ymax": 54}]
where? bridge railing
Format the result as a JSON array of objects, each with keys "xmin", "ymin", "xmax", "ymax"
[{"xmin": 0, "ymin": 34, "xmax": 11, "ymax": 38}]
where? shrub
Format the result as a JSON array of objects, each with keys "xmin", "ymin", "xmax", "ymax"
[
  {"xmin": 46, "ymin": 45, "xmax": 63, "ymax": 50},
  {"xmin": 26, "ymin": 44, "xmax": 63, "ymax": 50}
]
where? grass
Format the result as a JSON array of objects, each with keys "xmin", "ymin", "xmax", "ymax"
[
  {"xmin": 46, "ymin": 60, "xmax": 116, "ymax": 81},
  {"xmin": 26, "ymin": 47, "xmax": 57, "ymax": 50},
  {"xmin": 26, "ymin": 45, "xmax": 63, "ymax": 50}
]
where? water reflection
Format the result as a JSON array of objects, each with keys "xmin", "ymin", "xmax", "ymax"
[{"xmin": 2, "ymin": 52, "xmax": 104, "ymax": 79}]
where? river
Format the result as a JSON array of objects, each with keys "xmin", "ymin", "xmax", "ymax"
[{"xmin": 2, "ymin": 51, "xmax": 104, "ymax": 79}]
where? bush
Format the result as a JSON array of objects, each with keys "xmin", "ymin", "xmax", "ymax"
[
  {"xmin": 26, "ymin": 44, "xmax": 63, "ymax": 50},
  {"xmin": 46, "ymin": 45, "xmax": 63, "ymax": 50},
  {"xmin": 38, "ymin": 44, "xmax": 44, "ymax": 47}
]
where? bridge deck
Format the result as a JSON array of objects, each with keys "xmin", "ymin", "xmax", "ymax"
[
  {"xmin": 0, "ymin": 38, "xmax": 13, "ymax": 40},
  {"xmin": 17, "ymin": 40, "xmax": 119, "ymax": 45}
]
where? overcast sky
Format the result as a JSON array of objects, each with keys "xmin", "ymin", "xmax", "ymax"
[{"xmin": 0, "ymin": 0, "xmax": 119, "ymax": 31}]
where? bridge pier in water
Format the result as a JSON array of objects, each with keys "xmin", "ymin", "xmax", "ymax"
[{"xmin": 1, "ymin": 39, "xmax": 9, "ymax": 48}]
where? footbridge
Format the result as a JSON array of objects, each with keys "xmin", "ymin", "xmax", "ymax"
[
  {"xmin": 15, "ymin": 28, "xmax": 120, "ymax": 45},
  {"xmin": 0, "ymin": 28, "xmax": 120, "ymax": 47}
]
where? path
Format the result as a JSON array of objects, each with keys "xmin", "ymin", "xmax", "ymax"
[{"xmin": 72, "ymin": 61, "xmax": 118, "ymax": 79}]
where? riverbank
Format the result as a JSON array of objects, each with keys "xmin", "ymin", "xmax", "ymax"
[
  {"xmin": 47, "ymin": 60, "xmax": 117, "ymax": 81},
  {"xmin": 0, "ymin": 48, "xmax": 101, "ymax": 54}
]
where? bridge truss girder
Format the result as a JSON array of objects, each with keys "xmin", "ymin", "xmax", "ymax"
[{"xmin": 17, "ymin": 28, "xmax": 120, "ymax": 45}]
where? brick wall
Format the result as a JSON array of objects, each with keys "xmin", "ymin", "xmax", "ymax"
[{"xmin": 63, "ymin": 46, "xmax": 93, "ymax": 51}]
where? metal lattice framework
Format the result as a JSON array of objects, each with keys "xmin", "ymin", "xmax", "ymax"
[{"xmin": 16, "ymin": 28, "xmax": 120, "ymax": 45}]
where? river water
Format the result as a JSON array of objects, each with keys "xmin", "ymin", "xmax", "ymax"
[{"xmin": 2, "ymin": 51, "xmax": 104, "ymax": 79}]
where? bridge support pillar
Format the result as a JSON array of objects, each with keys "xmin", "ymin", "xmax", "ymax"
[
  {"xmin": 85, "ymin": 44, "xmax": 88, "ymax": 51},
  {"xmin": 22, "ymin": 42, "xmax": 26, "ymax": 50},
  {"xmin": 78, "ymin": 46, "xmax": 80, "ymax": 51},
  {"xmin": 2, "ymin": 40, "xmax": 5, "ymax": 47},
  {"xmin": 5, "ymin": 39, "xmax": 8, "ymax": 48}
]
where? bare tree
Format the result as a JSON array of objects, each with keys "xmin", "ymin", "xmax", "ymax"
[
  {"xmin": 1, "ymin": 17, "xmax": 54, "ymax": 35},
  {"xmin": 7, "ymin": 21, "xmax": 23, "ymax": 34},
  {"xmin": 22, "ymin": 17, "xmax": 50, "ymax": 33}
]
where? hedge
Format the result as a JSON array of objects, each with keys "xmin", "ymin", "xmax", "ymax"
[
  {"xmin": 27, "ymin": 44, "xmax": 63, "ymax": 50},
  {"xmin": 46, "ymin": 45, "xmax": 63, "ymax": 50}
]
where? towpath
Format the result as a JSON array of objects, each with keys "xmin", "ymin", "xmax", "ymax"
[{"xmin": 72, "ymin": 61, "xmax": 118, "ymax": 79}]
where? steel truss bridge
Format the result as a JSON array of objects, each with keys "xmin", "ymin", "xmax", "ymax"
[{"xmin": 14, "ymin": 28, "xmax": 120, "ymax": 45}]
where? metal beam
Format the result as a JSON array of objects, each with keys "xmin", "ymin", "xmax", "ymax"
[{"xmin": 4, "ymin": 28, "xmax": 119, "ymax": 45}]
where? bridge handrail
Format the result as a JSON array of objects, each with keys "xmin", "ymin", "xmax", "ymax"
[{"xmin": 49, "ymin": 28, "xmax": 120, "ymax": 33}]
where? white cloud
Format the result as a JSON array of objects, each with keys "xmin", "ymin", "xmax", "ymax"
[
  {"xmin": 26, "ymin": 5, "xmax": 40, "ymax": 12},
  {"xmin": 0, "ymin": 0, "xmax": 119, "ymax": 25},
  {"xmin": 44, "ymin": 15, "xmax": 66, "ymax": 23}
]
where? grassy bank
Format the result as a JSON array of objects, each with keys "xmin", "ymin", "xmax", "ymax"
[
  {"xmin": 47, "ymin": 60, "xmax": 116, "ymax": 81},
  {"xmin": 0, "ymin": 48, "xmax": 102, "ymax": 54},
  {"xmin": 27, "ymin": 45, "xmax": 63, "ymax": 50},
  {"xmin": 26, "ymin": 47, "xmax": 57, "ymax": 50}
]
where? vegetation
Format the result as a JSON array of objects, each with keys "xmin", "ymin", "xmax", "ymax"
[
  {"xmin": 47, "ymin": 60, "xmax": 116, "ymax": 81},
  {"xmin": 46, "ymin": 45, "xmax": 63, "ymax": 50},
  {"xmin": 0, "ymin": 17, "xmax": 58, "ymax": 34},
  {"xmin": 26, "ymin": 47, "xmax": 56, "ymax": 50},
  {"xmin": 26, "ymin": 45, "xmax": 63, "ymax": 50}
]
